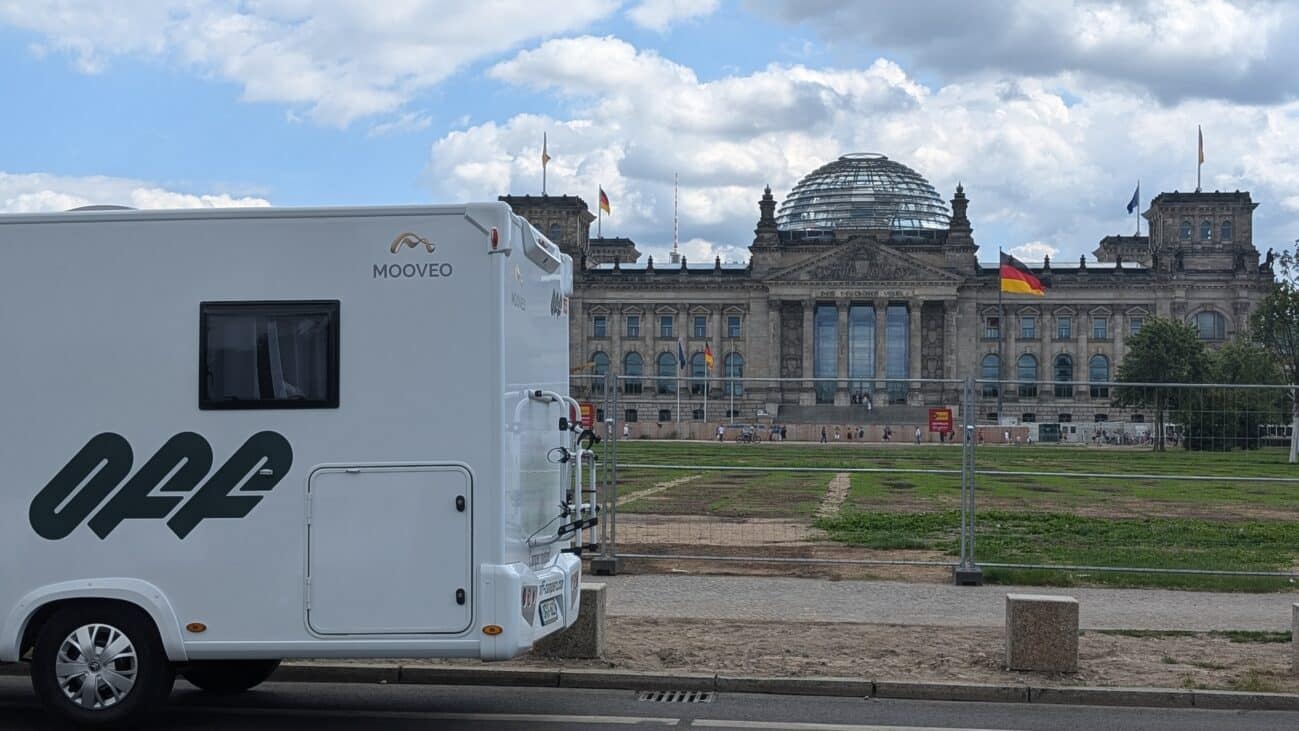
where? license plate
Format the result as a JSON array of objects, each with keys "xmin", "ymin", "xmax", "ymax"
[{"xmin": 539, "ymin": 597, "xmax": 561, "ymax": 626}]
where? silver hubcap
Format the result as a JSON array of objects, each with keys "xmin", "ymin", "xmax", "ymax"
[{"xmin": 56, "ymin": 623, "xmax": 137, "ymax": 710}]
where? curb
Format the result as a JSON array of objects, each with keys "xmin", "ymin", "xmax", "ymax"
[
  {"xmin": 5, "ymin": 661, "xmax": 1297, "ymax": 711},
  {"xmin": 263, "ymin": 663, "xmax": 1299, "ymax": 711}
]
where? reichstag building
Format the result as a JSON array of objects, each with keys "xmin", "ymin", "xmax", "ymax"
[{"xmin": 503, "ymin": 153, "xmax": 1275, "ymax": 431}]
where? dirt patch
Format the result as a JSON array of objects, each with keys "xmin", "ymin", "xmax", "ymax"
[
  {"xmin": 814, "ymin": 473, "xmax": 850, "ymax": 519},
  {"xmin": 389, "ymin": 617, "xmax": 1298, "ymax": 694},
  {"xmin": 616, "ymin": 474, "xmax": 701, "ymax": 507}
]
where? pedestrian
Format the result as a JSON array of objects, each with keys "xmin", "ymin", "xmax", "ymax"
[
  {"xmin": 820, "ymin": 426, "xmax": 827, "ymax": 443},
  {"xmin": 834, "ymin": 426, "xmax": 841, "ymax": 441},
  {"xmin": 883, "ymin": 426, "xmax": 891, "ymax": 442},
  {"xmin": 1003, "ymin": 429, "xmax": 1009, "ymax": 444},
  {"xmin": 914, "ymin": 426, "xmax": 922, "ymax": 445},
  {"xmin": 623, "ymin": 423, "xmax": 630, "ymax": 439},
  {"xmin": 864, "ymin": 392, "xmax": 873, "ymax": 412},
  {"xmin": 716, "ymin": 424, "xmax": 725, "ymax": 442},
  {"xmin": 781, "ymin": 425, "xmax": 788, "ymax": 441}
]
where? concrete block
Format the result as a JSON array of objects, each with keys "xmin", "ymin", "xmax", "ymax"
[
  {"xmin": 874, "ymin": 680, "xmax": 1028, "ymax": 703},
  {"xmin": 532, "ymin": 582, "xmax": 605, "ymax": 659},
  {"xmin": 1030, "ymin": 686, "xmax": 1193, "ymax": 708},
  {"xmin": 716, "ymin": 675, "xmax": 872, "ymax": 697},
  {"xmin": 1005, "ymin": 593, "xmax": 1079, "ymax": 673}
]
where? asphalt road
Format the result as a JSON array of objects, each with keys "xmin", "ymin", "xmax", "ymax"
[{"xmin": 0, "ymin": 677, "xmax": 1296, "ymax": 730}]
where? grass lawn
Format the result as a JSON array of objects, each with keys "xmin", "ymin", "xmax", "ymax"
[{"xmin": 609, "ymin": 441, "xmax": 1299, "ymax": 590}]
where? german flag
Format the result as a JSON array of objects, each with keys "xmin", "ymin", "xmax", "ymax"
[{"xmin": 1000, "ymin": 252, "xmax": 1046, "ymax": 296}]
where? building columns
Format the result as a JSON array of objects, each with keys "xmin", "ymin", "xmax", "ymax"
[
  {"xmin": 909, "ymin": 299, "xmax": 923, "ymax": 401},
  {"xmin": 801, "ymin": 300, "xmax": 815, "ymax": 405},
  {"xmin": 836, "ymin": 299, "xmax": 850, "ymax": 405},
  {"xmin": 874, "ymin": 298, "xmax": 888, "ymax": 397}
]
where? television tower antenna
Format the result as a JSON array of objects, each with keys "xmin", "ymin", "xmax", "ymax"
[{"xmin": 671, "ymin": 173, "xmax": 681, "ymax": 264}]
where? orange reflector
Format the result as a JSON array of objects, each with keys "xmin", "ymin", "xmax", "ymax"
[
  {"xmin": 490, "ymin": 227, "xmax": 499, "ymax": 249},
  {"xmin": 185, "ymin": 622, "xmax": 207, "ymax": 633},
  {"xmin": 483, "ymin": 625, "xmax": 503, "ymax": 636}
]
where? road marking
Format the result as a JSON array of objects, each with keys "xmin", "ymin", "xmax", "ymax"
[
  {"xmin": 167, "ymin": 705, "xmax": 680, "ymax": 725},
  {"xmin": 693, "ymin": 721, "xmax": 1009, "ymax": 731}
]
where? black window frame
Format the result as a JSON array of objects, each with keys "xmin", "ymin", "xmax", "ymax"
[{"xmin": 200, "ymin": 299, "xmax": 340, "ymax": 410}]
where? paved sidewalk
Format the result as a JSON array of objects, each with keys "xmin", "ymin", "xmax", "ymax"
[{"xmin": 602, "ymin": 575, "xmax": 1298, "ymax": 631}]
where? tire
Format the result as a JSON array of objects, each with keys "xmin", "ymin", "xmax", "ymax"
[
  {"xmin": 181, "ymin": 660, "xmax": 281, "ymax": 693},
  {"xmin": 30, "ymin": 603, "xmax": 175, "ymax": 728}
]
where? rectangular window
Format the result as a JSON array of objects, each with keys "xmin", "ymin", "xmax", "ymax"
[
  {"xmin": 1129, "ymin": 316, "xmax": 1143, "ymax": 336},
  {"xmin": 659, "ymin": 315, "xmax": 674, "ymax": 338},
  {"xmin": 693, "ymin": 316, "xmax": 707, "ymax": 338},
  {"xmin": 200, "ymin": 300, "xmax": 340, "ymax": 410},
  {"xmin": 726, "ymin": 408, "xmax": 740, "ymax": 419},
  {"xmin": 1021, "ymin": 413, "xmax": 1036, "ymax": 423},
  {"xmin": 625, "ymin": 409, "xmax": 638, "ymax": 423},
  {"xmin": 1057, "ymin": 316, "xmax": 1072, "ymax": 339},
  {"xmin": 727, "ymin": 315, "xmax": 742, "ymax": 338},
  {"xmin": 657, "ymin": 409, "xmax": 672, "ymax": 422},
  {"xmin": 692, "ymin": 408, "xmax": 705, "ymax": 420},
  {"xmin": 626, "ymin": 315, "xmax": 640, "ymax": 338},
  {"xmin": 593, "ymin": 315, "xmax": 607, "ymax": 338},
  {"xmin": 596, "ymin": 408, "xmax": 605, "ymax": 423},
  {"xmin": 1094, "ymin": 414, "xmax": 1109, "ymax": 423},
  {"xmin": 1020, "ymin": 316, "xmax": 1036, "ymax": 339},
  {"xmin": 986, "ymin": 412, "xmax": 998, "ymax": 422},
  {"xmin": 985, "ymin": 316, "xmax": 1000, "ymax": 340},
  {"xmin": 1092, "ymin": 316, "xmax": 1109, "ymax": 340},
  {"xmin": 1058, "ymin": 413, "xmax": 1072, "ymax": 423}
]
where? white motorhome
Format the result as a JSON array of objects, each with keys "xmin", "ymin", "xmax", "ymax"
[{"xmin": 0, "ymin": 203, "xmax": 586, "ymax": 725}]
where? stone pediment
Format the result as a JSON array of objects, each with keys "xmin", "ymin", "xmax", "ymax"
[{"xmin": 764, "ymin": 242, "xmax": 963, "ymax": 285}]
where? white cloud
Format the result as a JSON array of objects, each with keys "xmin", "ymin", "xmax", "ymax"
[
  {"xmin": 430, "ymin": 35, "xmax": 1299, "ymax": 266},
  {"xmin": 1008, "ymin": 241, "xmax": 1059, "ymax": 263},
  {"xmin": 0, "ymin": 0, "xmax": 616, "ymax": 126},
  {"xmin": 627, "ymin": 0, "xmax": 720, "ymax": 32},
  {"xmin": 0, "ymin": 172, "xmax": 270, "ymax": 213},
  {"xmin": 368, "ymin": 112, "xmax": 434, "ymax": 138},
  {"xmin": 755, "ymin": 0, "xmax": 1299, "ymax": 105}
]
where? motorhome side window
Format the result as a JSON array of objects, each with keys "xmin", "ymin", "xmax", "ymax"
[{"xmin": 200, "ymin": 301, "xmax": 340, "ymax": 409}]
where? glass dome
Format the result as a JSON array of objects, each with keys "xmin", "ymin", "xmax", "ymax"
[{"xmin": 775, "ymin": 153, "xmax": 951, "ymax": 233}]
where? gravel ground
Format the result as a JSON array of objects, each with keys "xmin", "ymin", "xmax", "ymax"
[{"xmin": 599, "ymin": 575, "xmax": 1299, "ymax": 631}]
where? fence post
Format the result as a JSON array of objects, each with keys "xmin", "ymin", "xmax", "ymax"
[
  {"xmin": 592, "ymin": 372, "xmax": 622, "ymax": 575},
  {"xmin": 954, "ymin": 374, "xmax": 984, "ymax": 586}
]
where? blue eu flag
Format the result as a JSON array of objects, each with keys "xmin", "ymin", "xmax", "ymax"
[{"xmin": 1126, "ymin": 183, "xmax": 1140, "ymax": 214}]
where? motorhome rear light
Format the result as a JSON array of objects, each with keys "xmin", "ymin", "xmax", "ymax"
[
  {"xmin": 490, "ymin": 227, "xmax": 500, "ymax": 249},
  {"xmin": 483, "ymin": 625, "xmax": 503, "ymax": 636},
  {"xmin": 569, "ymin": 403, "xmax": 578, "ymax": 427},
  {"xmin": 185, "ymin": 622, "xmax": 207, "ymax": 633}
]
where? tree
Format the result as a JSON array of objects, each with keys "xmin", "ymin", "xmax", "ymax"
[
  {"xmin": 1249, "ymin": 240, "xmax": 1299, "ymax": 462},
  {"xmin": 1181, "ymin": 339, "xmax": 1285, "ymax": 451},
  {"xmin": 1114, "ymin": 317, "xmax": 1210, "ymax": 451}
]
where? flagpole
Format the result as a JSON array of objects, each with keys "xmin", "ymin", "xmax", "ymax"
[
  {"xmin": 1196, "ymin": 125, "xmax": 1202, "ymax": 193},
  {"xmin": 597, "ymin": 185, "xmax": 602, "ymax": 238},
  {"xmin": 997, "ymin": 249, "xmax": 1005, "ymax": 423},
  {"xmin": 1135, "ymin": 180, "xmax": 1140, "ymax": 236}
]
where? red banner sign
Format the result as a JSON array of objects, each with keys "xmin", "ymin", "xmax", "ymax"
[
  {"xmin": 928, "ymin": 408, "xmax": 953, "ymax": 433},
  {"xmin": 579, "ymin": 403, "xmax": 595, "ymax": 429}
]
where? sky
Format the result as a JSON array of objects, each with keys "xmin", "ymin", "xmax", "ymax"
[{"xmin": 2, "ymin": 0, "xmax": 1298, "ymax": 265}]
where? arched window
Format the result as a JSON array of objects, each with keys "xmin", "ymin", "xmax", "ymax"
[
  {"xmin": 547, "ymin": 222, "xmax": 563, "ymax": 243},
  {"xmin": 1192, "ymin": 311, "xmax": 1226, "ymax": 340},
  {"xmin": 1089, "ymin": 355, "xmax": 1110, "ymax": 399},
  {"xmin": 1017, "ymin": 354, "xmax": 1038, "ymax": 398},
  {"xmin": 1053, "ymin": 354, "xmax": 1074, "ymax": 398},
  {"xmin": 592, "ymin": 351, "xmax": 610, "ymax": 394},
  {"xmin": 623, "ymin": 352, "xmax": 643, "ymax": 395},
  {"xmin": 981, "ymin": 354, "xmax": 1000, "ymax": 397},
  {"xmin": 690, "ymin": 352, "xmax": 708, "ymax": 395},
  {"xmin": 1180, "ymin": 220, "xmax": 1192, "ymax": 240},
  {"xmin": 656, "ymin": 352, "xmax": 677, "ymax": 394},
  {"xmin": 1220, "ymin": 220, "xmax": 1233, "ymax": 241},
  {"xmin": 724, "ymin": 352, "xmax": 744, "ymax": 396},
  {"xmin": 1200, "ymin": 220, "xmax": 1212, "ymax": 241}
]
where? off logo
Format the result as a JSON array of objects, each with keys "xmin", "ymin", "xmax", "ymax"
[{"xmin": 29, "ymin": 431, "xmax": 292, "ymax": 540}]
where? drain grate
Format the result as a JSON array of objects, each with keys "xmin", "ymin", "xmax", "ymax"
[{"xmin": 638, "ymin": 690, "xmax": 715, "ymax": 703}]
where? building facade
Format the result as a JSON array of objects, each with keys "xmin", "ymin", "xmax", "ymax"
[{"xmin": 502, "ymin": 154, "xmax": 1276, "ymax": 430}]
